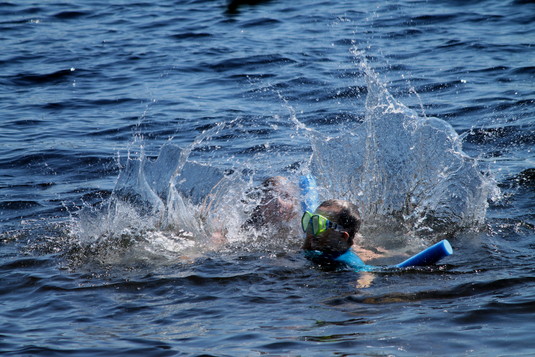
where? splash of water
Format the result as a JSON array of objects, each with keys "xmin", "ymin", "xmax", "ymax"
[
  {"xmin": 67, "ymin": 123, "xmax": 235, "ymax": 267},
  {"xmin": 68, "ymin": 127, "xmax": 303, "ymax": 268},
  {"xmin": 67, "ymin": 48, "xmax": 498, "ymax": 267},
  {"xmin": 310, "ymin": 48, "xmax": 499, "ymax": 246}
]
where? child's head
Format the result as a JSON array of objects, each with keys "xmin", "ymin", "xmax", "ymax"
[
  {"xmin": 246, "ymin": 176, "xmax": 299, "ymax": 228},
  {"xmin": 302, "ymin": 199, "xmax": 361, "ymax": 254},
  {"xmin": 317, "ymin": 199, "xmax": 361, "ymax": 244}
]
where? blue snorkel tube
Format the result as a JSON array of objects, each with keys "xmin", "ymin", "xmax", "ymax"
[
  {"xmin": 299, "ymin": 175, "xmax": 453, "ymax": 272},
  {"xmin": 299, "ymin": 174, "xmax": 319, "ymax": 212}
]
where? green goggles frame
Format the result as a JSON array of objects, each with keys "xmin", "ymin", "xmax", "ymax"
[{"xmin": 301, "ymin": 211, "xmax": 345, "ymax": 236}]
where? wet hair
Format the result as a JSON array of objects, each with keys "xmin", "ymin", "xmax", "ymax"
[{"xmin": 317, "ymin": 199, "xmax": 361, "ymax": 245}]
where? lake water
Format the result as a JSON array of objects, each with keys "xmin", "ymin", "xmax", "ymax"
[{"xmin": 1, "ymin": 0, "xmax": 534, "ymax": 356}]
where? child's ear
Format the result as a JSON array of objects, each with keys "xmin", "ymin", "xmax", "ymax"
[{"xmin": 341, "ymin": 231, "xmax": 350, "ymax": 241}]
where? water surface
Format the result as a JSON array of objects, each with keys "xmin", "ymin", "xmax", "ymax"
[{"xmin": 1, "ymin": 0, "xmax": 534, "ymax": 355}]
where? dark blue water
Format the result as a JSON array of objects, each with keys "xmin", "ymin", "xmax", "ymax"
[{"xmin": 1, "ymin": 0, "xmax": 534, "ymax": 355}]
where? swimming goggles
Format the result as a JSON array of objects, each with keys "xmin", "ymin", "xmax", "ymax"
[{"xmin": 301, "ymin": 211, "xmax": 346, "ymax": 236}]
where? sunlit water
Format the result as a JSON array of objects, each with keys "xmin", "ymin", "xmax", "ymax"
[{"xmin": 1, "ymin": 1, "xmax": 534, "ymax": 356}]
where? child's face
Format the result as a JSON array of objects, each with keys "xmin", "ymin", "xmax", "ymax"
[
  {"xmin": 260, "ymin": 183, "xmax": 299, "ymax": 223},
  {"xmin": 305, "ymin": 206, "xmax": 350, "ymax": 253}
]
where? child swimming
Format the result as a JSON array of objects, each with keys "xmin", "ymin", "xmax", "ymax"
[
  {"xmin": 302, "ymin": 199, "xmax": 361, "ymax": 256},
  {"xmin": 301, "ymin": 198, "xmax": 452, "ymax": 270}
]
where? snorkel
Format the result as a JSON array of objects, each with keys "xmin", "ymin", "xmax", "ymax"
[
  {"xmin": 299, "ymin": 174, "xmax": 319, "ymax": 213},
  {"xmin": 299, "ymin": 174, "xmax": 453, "ymax": 271}
]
